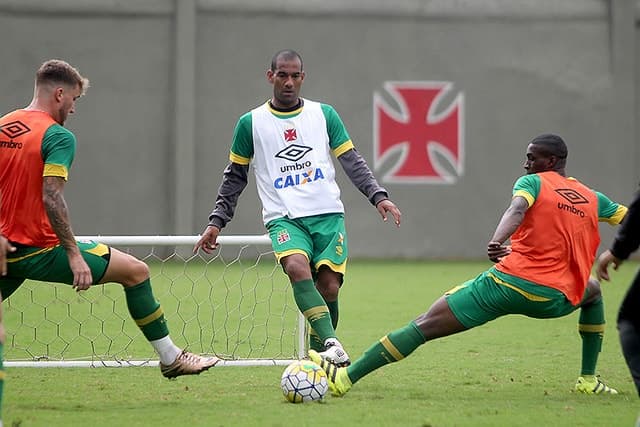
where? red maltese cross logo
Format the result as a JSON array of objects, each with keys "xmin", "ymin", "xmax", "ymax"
[
  {"xmin": 373, "ymin": 81, "xmax": 464, "ymax": 184},
  {"xmin": 284, "ymin": 128, "xmax": 297, "ymax": 142}
]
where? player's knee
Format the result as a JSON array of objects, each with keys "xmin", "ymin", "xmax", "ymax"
[
  {"xmin": 282, "ymin": 256, "xmax": 310, "ymax": 281},
  {"xmin": 315, "ymin": 276, "xmax": 340, "ymax": 300},
  {"xmin": 585, "ymin": 277, "xmax": 603, "ymax": 302},
  {"xmin": 128, "ymin": 257, "xmax": 150, "ymax": 283},
  {"xmin": 316, "ymin": 282, "xmax": 339, "ymax": 301},
  {"xmin": 115, "ymin": 255, "xmax": 150, "ymax": 286}
]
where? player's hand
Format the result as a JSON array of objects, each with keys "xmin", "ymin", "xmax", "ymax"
[
  {"xmin": 595, "ymin": 249, "xmax": 621, "ymax": 282},
  {"xmin": 0, "ymin": 234, "xmax": 16, "ymax": 276},
  {"xmin": 68, "ymin": 252, "xmax": 93, "ymax": 292},
  {"xmin": 194, "ymin": 225, "xmax": 221, "ymax": 254},
  {"xmin": 376, "ymin": 199, "xmax": 401, "ymax": 227},
  {"xmin": 487, "ymin": 241, "xmax": 511, "ymax": 263}
]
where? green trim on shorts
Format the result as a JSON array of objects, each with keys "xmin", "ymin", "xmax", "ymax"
[
  {"xmin": 445, "ymin": 267, "xmax": 581, "ymax": 329},
  {"xmin": 0, "ymin": 241, "xmax": 111, "ymax": 299},
  {"xmin": 266, "ymin": 213, "xmax": 348, "ymax": 275}
]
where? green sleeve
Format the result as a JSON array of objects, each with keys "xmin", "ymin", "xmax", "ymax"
[
  {"xmin": 320, "ymin": 104, "xmax": 351, "ymax": 150},
  {"xmin": 230, "ymin": 112, "xmax": 253, "ymax": 162},
  {"xmin": 512, "ymin": 174, "xmax": 541, "ymax": 206},
  {"xmin": 595, "ymin": 191, "xmax": 627, "ymax": 224},
  {"xmin": 41, "ymin": 124, "xmax": 76, "ymax": 170}
]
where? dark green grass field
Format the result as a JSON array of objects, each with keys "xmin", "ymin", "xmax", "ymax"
[{"xmin": 4, "ymin": 260, "xmax": 639, "ymax": 427}]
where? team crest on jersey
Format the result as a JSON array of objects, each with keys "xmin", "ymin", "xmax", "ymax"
[
  {"xmin": 373, "ymin": 81, "xmax": 464, "ymax": 184},
  {"xmin": 284, "ymin": 128, "xmax": 297, "ymax": 142},
  {"xmin": 277, "ymin": 229, "xmax": 291, "ymax": 244}
]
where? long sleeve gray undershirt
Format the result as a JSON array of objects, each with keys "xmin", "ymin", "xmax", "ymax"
[{"xmin": 208, "ymin": 148, "xmax": 388, "ymax": 229}]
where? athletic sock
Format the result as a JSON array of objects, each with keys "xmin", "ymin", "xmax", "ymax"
[
  {"xmin": 327, "ymin": 300, "xmax": 339, "ymax": 330},
  {"xmin": 309, "ymin": 300, "xmax": 339, "ymax": 351},
  {"xmin": 124, "ymin": 279, "xmax": 170, "ymax": 341},
  {"xmin": 150, "ymin": 336, "xmax": 182, "ymax": 365},
  {"xmin": 578, "ymin": 296, "xmax": 605, "ymax": 376},
  {"xmin": 348, "ymin": 321, "xmax": 426, "ymax": 383},
  {"xmin": 293, "ymin": 279, "xmax": 335, "ymax": 342},
  {"xmin": 309, "ymin": 328, "xmax": 324, "ymax": 352}
]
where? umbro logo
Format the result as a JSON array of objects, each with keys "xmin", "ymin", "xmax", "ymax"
[
  {"xmin": 1, "ymin": 120, "xmax": 31, "ymax": 139},
  {"xmin": 275, "ymin": 144, "xmax": 312, "ymax": 162},
  {"xmin": 555, "ymin": 188, "xmax": 589, "ymax": 205}
]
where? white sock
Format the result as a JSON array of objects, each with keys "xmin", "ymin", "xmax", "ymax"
[{"xmin": 150, "ymin": 336, "xmax": 181, "ymax": 365}]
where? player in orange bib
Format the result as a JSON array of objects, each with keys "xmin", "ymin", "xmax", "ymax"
[
  {"xmin": 310, "ymin": 133, "xmax": 626, "ymax": 397},
  {"xmin": 0, "ymin": 59, "xmax": 218, "ymax": 380}
]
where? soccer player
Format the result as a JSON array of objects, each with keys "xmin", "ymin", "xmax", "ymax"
[
  {"xmin": 0, "ymin": 59, "xmax": 219, "ymax": 379},
  {"xmin": 310, "ymin": 133, "xmax": 625, "ymax": 396},
  {"xmin": 194, "ymin": 49, "xmax": 402, "ymax": 366},
  {"xmin": 596, "ymin": 184, "xmax": 640, "ymax": 396}
]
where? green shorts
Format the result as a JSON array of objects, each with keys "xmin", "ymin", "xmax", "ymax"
[
  {"xmin": 266, "ymin": 213, "xmax": 348, "ymax": 275},
  {"xmin": 0, "ymin": 241, "xmax": 111, "ymax": 298},
  {"xmin": 446, "ymin": 267, "xmax": 586, "ymax": 329}
]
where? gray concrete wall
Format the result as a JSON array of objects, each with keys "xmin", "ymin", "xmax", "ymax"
[{"xmin": 0, "ymin": 0, "xmax": 637, "ymax": 259}]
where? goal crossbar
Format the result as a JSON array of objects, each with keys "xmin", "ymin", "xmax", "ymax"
[{"xmin": 5, "ymin": 235, "xmax": 307, "ymax": 368}]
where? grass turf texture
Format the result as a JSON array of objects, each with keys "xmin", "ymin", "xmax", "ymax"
[{"xmin": 4, "ymin": 260, "xmax": 639, "ymax": 426}]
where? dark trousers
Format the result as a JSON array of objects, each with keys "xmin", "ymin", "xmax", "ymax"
[{"xmin": 618, "ymin": 268, "xmax": 640, "ymax": 396}]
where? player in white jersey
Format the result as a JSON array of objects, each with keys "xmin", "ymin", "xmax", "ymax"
[{"xmin": 194, "ymin": 49, "xmax": 402, "ymax": 366}]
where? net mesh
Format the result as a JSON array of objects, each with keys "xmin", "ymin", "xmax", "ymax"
[{"xmin": 4, "ymin": 236, "xmax": 304, "ymax": 367}]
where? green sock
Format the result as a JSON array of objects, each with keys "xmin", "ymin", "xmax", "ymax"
[
  {"xmin": 326, "ymin": 300, "xmax": 339, "ymax": 330},
  {"xmin": 293, "ymin": 279, "xmax": 335, "ymax": 343},
  {"xmin": 124, "ymin": 279, "xmax": 169, "ymax": 341},
  {"xmin": 578, "ymin": 297, "xmax": 605, "ymax": 376},
  {"xmin": 309, "ymin": 328, "xmax": 324, "ymax": 351},
  {"xmin": 309, "ymin": 300, "xmax": 339, "ymax": 351},
  {"xmin": 348, "ymin": 321, "xmax": 426, "ymax": 383}
]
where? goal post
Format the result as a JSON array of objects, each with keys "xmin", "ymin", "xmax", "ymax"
[{"xmin": 4, "ymin": 235, "xmax": 307, "ymax": 368}]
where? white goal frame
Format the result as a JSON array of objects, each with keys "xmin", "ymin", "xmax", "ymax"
[{"xmin": 5, "ymin": 235, "xmax": 307, "ymax": 368}]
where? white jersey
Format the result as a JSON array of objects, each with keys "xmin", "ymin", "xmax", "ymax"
[{"xmin": 231, "ymin": 99, "xmax": 353, "ymax": 224}]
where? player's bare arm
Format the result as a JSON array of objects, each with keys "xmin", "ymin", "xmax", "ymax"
[
  {"xmin": 43, "ymin": 175, "xmax": 93, "ymax": 289},
  {"xmin": 488, "ymin": 196, "xmax": 528, "ymax": 262}
]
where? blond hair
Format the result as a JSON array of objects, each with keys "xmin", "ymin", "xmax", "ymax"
[{"xmin": 36, "ymin": 59, "xmax": 90, "ymax": 96}]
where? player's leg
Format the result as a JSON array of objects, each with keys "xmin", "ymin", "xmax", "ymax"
[
  {"xmin": 310, "ymin": 294, "xmax": 464, "ymax": 397},
  {"xmin": 311, "ymin": 272, "xmax": 503, "ymax": 396},
  {"xmin": 99, "ymin": 246, "xmax": 219, "ymax": 378},
  {"xmin": 617, "ymin": 268, "xmax": 640, "ymax": 396},
  {"xmin": 308, "ymin": 213, "xmax": 347, "ymax": 354},
  {"xmin": 314, "ymin": 267, "xmax": 342, "ymax": 350},
  {"xmin": 268, "ymin": 217, "xmax": 349, "ymax": 364},
  {"xmin": 573, "ymin": 277, "xmax": 616, "ymax": 394}
]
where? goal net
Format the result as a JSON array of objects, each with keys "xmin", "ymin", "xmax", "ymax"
[{"xmin": 4, "ymin": 235, "xmax": 306, "ymax": 368}]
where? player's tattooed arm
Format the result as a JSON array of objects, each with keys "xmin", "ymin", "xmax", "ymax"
[
  {"xmin": 43, "ymin": 176, "xmax": 93, "ymax": 289},
  {"xmin": 43, "ymin": 176, "xmax": 78, "ymax": 250}
]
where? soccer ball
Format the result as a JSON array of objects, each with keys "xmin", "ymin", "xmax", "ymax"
[{"xmin": 280, "ymin": 359, "xmax": 328, "ymax": 403}]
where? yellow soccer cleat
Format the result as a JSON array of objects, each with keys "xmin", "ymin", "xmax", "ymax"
[
  {"xmin": 308, "ymin": 349, "xmax": 353, "ymax": 397},
  {"xmin": 574, "ymin": 376, "xmax": 618, "ymax": 395}
]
